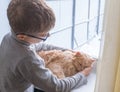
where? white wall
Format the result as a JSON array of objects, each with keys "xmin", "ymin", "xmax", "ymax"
[
  {"xmin": 0, "ymin": 0, "xmax": 10, "ymax": 43},
  {"xmin": 95, "ymin": 0, "xmax": 120, "ymax": 92}
]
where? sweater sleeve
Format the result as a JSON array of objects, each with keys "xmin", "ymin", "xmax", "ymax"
[
  {"xmin": 33, "ymin": 42, "xmax": 68, "ymax": 51},
  {"xmin": 17, "ymin": 56, "xmax": 87, "ymax": 92}
]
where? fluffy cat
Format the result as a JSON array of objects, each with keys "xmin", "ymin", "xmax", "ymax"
[{"xmin": 38, "ymin": 50, "xmax": 94, "ymax": 79}]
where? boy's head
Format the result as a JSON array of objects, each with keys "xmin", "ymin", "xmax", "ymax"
[{"xmin": 7, "ymin": 0, "xmax": 55, "ymax": 43}]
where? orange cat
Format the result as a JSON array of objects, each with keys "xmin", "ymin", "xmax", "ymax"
[{"xmin": 38, "ymin": 50, "xmax": 94, "ymax": 79}]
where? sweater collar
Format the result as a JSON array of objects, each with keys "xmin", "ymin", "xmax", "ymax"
[{"xmin": 11, "ymin": 31, "xmax": 31, "ymax": 46}]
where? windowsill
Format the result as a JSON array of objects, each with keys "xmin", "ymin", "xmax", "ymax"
[{"xmin": 71, "ymin": 72, "xmax": 96, "ymax": 92}]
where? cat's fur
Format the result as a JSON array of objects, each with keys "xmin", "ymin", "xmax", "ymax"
[{"xmin": 38, "ymin": 50, "xmax": 94, "ymax": 79}]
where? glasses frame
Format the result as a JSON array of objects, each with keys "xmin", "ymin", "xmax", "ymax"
[{"xmin": 16, "ymin": 33, "xmax": 50, "ymax": 41}]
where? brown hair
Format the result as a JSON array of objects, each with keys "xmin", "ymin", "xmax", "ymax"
[{"xmin": 7, "ymin": 0, "xmax": 55, "ymax": 34}]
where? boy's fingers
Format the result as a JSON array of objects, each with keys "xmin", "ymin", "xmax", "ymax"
[
  {"xmin": 81, "ymin": 67, "xmax": 92, "ymax": 76},
  {"xmin": 91, "ymin": 61, "xmax": 97, "ymax": 68}
]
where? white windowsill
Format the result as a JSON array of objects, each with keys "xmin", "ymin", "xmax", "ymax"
[{"xmin": 71, "ymin": 72, "xmax": 96, "ymax": 92}]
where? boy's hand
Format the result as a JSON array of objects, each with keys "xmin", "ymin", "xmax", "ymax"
[
  {"xmin": 81, "ymin": 66, "xmax": 93, "ymax": 76},
  {"xmin": 81, "ymin": 60, "xmax": 97, "ymax": 76}
]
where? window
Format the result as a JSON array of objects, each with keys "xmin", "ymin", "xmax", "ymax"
[
  {"xmin": 45, "ymin": 1, "xmax": 105, "ymax": 92},
  {"xmin": 46, "ymin": 0, "xmax": 105, "ymax": 58}
]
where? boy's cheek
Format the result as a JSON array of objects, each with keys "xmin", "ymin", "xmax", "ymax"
[{"xmin": 29, "ymin": 39, "xmax": 42, "ymax": 44}]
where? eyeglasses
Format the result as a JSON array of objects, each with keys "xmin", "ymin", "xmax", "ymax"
[{"xmin": 16, "ymin": 33, "xmax": 50, "ymax": 41}]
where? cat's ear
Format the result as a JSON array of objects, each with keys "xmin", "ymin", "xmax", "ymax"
[{"xmin": 75, "ymin": 51, "xmax": 81, "ymax": 56}]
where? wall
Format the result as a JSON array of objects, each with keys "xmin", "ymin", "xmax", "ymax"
[
  {"xmin": 95, "ymin": 0, "xmax": 120, "ymax": 92},
  {"xmin": 0, "ymin": 0, "xmax": 10, "ymax": 43}
]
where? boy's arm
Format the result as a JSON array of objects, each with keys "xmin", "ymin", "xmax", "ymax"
[
  {"xmin": 33, "ymin": 42, "xmax": 68, "ymax": 51},
  {"xmin": 17, "ymin": 56, "xmax": 87, "ymax": 92}
]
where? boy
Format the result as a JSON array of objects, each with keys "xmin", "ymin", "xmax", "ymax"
[{"xmin": 0, "ymin": 0, "xmax": 93, "ymax": 92}]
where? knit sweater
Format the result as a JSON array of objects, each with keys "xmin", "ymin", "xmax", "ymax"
[{"xmin": 0, "ymin": 32, "xmax": 87, "ymax": 92}]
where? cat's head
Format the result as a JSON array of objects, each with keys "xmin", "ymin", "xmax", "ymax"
[{"xmin": 72, "ymin": 52, "xmax": 94, "ymax": 71}]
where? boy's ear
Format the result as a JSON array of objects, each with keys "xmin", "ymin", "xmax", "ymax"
[{"xmin": 17, "ymin": 34, "xmax": 27, "ymax": 40}]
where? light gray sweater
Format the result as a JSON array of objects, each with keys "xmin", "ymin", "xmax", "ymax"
[{"xmin": 0, "ymin": 32, "xmax": 87, "ymax": 92}]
